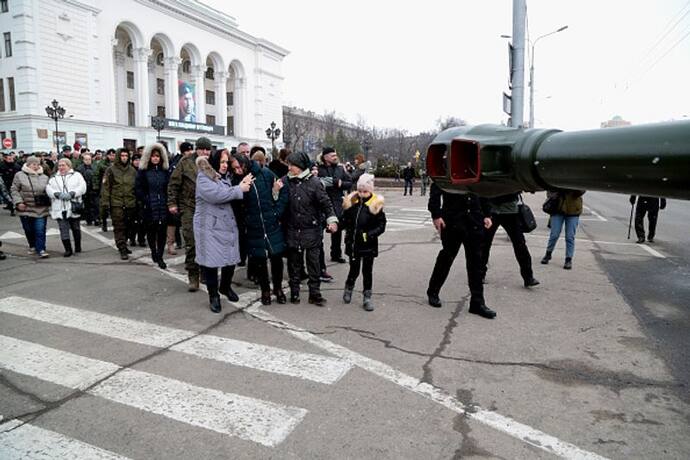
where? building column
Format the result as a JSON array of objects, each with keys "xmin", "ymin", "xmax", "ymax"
[
  {"xmin": 133, "ymin": 47, "xmax": 152, "ymax": 127},
  {"xmin": 164, "ymin": 57, "xmax": 180, "ymax": 120},
  {"xmin": 148, "ymin": 59, "xmax": 157, "ymax": 117},
  {"xmin": 215, "ymin": 71, "xmax": 228, "ymax": 129},
  {"xmin": 191, "ymin": 65, "xmax": 205, "ymax": 123},
  {"xmin": 113, "ymin": 49, "xmax": 127, "ymax": 125},
  {"xmin": 235, "ymin": 77, "xmax": 246, "ymax": 138}
]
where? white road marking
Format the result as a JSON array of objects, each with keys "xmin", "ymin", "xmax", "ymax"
[
  {"xmin": 638, "ymin": 244, "xmax": 666, "ymax": 259},
  {"xmin": 172, "ymin": 335, "xmax": 352, "ymax": 384},
  {"xmin": 0, "ymin": 336, "xmax": 307, "ymax": 447},
  {"xmin": 399, "ymin": 208, "xmax": 428, "ymax": 213},
  {"xmin": 0, "ymin": 422, "xmax": 129, "ymax": 459},
  {"xmin": 583, "ymin": 205, "xmax": 608, "ymax": 222},
  {"xmin": 0, "ymin": 335, "xmax": 120, "ymax": 390},
  {"xmin": 244, "ymin": 308, "xmax": 608, "ymax": 460},
  {"xmin": 0, "ymin": 297, "xmax": 194, "ymax": 348},
  {"xmin": 90, "ymin": 368, "xmax": 307, "ymax": 448},
  {"xmin": 0, "ymin": 231, "xmax": 24, "ymax": 240},
  {"xmin": 0, "ymin": 296, "xmax": 351, "ymax": 384}
]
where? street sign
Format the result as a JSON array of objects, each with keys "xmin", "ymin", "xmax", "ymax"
[{"xmin": 2, "ymin": 138, "xmax": 12, "ymax": 149}]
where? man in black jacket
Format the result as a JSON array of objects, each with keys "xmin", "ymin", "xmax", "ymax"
[
  {"xmin": 402, "ymin": 162, "xmax": 415, "ymax": 196},
  {"xmin": 285, "ymin": 151, "xmax": 338, "ymax": 306},
  {"xmin": 0, "ymin": 152, "xmax": 20, "ymax": 215},
  {"xmin": 426, "ymin": 182, "xmax": 497, "ymax": 319},
  {"xmin": 317, "ymin": 147, "xmax": 352, "ymax": 263},
  {"xmin": 630, "ymin": 195, "xmax": 666, "ymax": 243}
]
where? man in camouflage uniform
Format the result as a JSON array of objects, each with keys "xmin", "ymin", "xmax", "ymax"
[
  {"xmin": 101, "ymin": 148, "xmax": 137, "ymax": 260},
  {"xmin": 93, "ymin": 148, "xmax": 116, "ymax": 230},
  {"xmin": 167, "ymin": 136, "xmax": 212, "ymax": 291}
]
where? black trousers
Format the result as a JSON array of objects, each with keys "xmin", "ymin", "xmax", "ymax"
[
  {"xmin": 201, "ymin": 265, "xmax": 235, "ymax": 297},
  {"xmin": 481, "ymin": 213, "xmax": 533, "ymax": 282},
  {"xmin": 404, "ymin": 179, "xmax": 413, "ymax": 195},
  {"xmin": 252, "ymin": 254, "xmax": 285, "ymax": 292},
  {"xmin": 634, "ymin": 202, "xmax": 659, "ymax": 239},
  {"xmin": 346, "ymin": 255, "xmax": 375, "ymax": 291},
  {"xmin": 288, "ymin": 246, "xmax": 321, "ymax": 296},
  {"xmin": 427, "ymin": 223, "xmax": 485, "ymax": 306},
  {"xmin": 330, "ymin": 227, "xmax": 343, "ymax": 259},
  {"xmin": 83, "ymin": 191, "xmax": 98, "ymax": 224},
  {"xmin": 146, "ymin": 220, "xmax": 167, "ymax": 261}
]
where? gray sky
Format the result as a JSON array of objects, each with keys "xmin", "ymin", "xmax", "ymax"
[{"xmin": 208, "ymin": 0, "xmax": 690, "ymax": 133}]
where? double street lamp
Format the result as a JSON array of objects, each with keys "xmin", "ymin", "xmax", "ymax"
[
  {"xmin": 151, "ymin": 116, "xmax": 166, "ymax": 141},
  {"xmin": 265, "ymin": 121, "xmax": 281, "ymax": 154},
  {"xmin": 45, "ymin": 99, "xmax": 66, "ymax": 153},
  {"xmin": 529, "ymin": 25, "xmax": 568, "ymax": 128}
]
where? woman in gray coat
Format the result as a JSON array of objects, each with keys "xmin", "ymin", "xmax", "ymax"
[
  {"xmin": 11, "ymin": 156, "xmax": 51, "ymax": 258},
  {"xmin": 194, "ymin": 152, "xmax": 253, "ymax": 313}
]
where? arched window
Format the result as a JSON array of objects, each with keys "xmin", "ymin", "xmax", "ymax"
[
  {"xmin": 156, "ymin": 52, "xmax": 164, "ymax": 66},
  {"xmin": 126, "ymin": 42, "xmax": 133, "ymax": 58},
  {"xmin": 182, "ymin": 60, "xmax": 191, "ymax": 73},
  {"xmin": 205, "ymin": 67, "xmax": 214, "ymax": 80}
]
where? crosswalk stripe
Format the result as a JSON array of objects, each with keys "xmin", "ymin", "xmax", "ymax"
[
  {"xmin": 0, "ymin": 335, "xmax": 119, "ymax": 390},
  {"xmin": 0, "ymin": 296, "xmax": 351, "ymax": 384},
  {"xmin": 0, "ymin": 422, "xmax": 130, "ymax": 459},
  {"xmin": 0, "ymin": 336, "xmax": 307, "ymax": 447},
  {"xmin": 90, "ymin": 368, "xmax": 307, "ymax": 447},
  {"xmin": 0, "ymin": 297, "xmax": 194, "ymax": 348},
  {"xmin": 172, "ymin": 335, "xmax": 352, "ymax": 384}
]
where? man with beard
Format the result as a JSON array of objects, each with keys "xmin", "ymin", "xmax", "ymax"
[{"xmin": 317, "ymin": 147, "xmax": 352, "ymax": 263}]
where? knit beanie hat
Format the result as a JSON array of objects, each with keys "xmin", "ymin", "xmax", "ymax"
[
  {"xmin": 179, "ymin": 141, "xmax": 194, "ymax": 153},
  {"xmin": 196, "ymin": 137, "xmax": 212, "ymax": 151},
  {"xmin": 287, "ymin": 151, "xmax": 311, "ymax": 171},
  {"xmin": 357, "ymin": 173, "xmax": 375, "ymax": 193}
]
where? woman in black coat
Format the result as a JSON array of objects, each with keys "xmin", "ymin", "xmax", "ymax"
[
  {"xmin": 341, "ymin": 173, "xmax": 386, "ymax": 311},
  {"xmin": 135, "ymin": 143, "xmax": 169, "ymax": 269}
]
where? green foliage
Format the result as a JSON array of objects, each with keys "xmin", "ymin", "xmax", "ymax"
[{"xmin": 323, "ymin": 130, "xmax": 362, "ymax": 163}]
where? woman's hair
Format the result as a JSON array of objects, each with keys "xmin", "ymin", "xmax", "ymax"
[
  {"xmin": 354, "ymin": 153, "xmax": 365, "ymax": 164},
  {"xmin": 24, "ymin": 156, "xmax": 41, "ymax": 166},
  {"xmin": 278, "ymin": 148, "xmax": 291, "ymax": 161},
  {"xmin": 232, "ymin": 152, "xmax": 250, "ymax": 174},
  {"xmin": 209, "ymin": 148, "xmax": 229, "ymax": 172},
  {"xmin": 58, "ymin": 158, "xmax": 72, "ymax": 168}
]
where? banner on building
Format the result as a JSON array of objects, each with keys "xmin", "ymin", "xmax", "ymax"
[{"xmin": 178, "ymin": 80, "xmax": 196, "ymax": 122}]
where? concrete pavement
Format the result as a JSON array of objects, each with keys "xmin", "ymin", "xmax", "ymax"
[{"xmin": 0, "ymin": 190, "xmax": 688, "ymax": 459}]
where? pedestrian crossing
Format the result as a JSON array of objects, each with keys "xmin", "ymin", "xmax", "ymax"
[
  {"xmin": 0, "ymin": 295, "xmax": 353, "ymax": 452},
  {"xmin": 385, "ymin": 206, "xmax": 432, "ymax": 232}
]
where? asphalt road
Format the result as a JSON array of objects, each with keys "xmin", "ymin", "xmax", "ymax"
[{"xmin": 1, "ymin": 190, "xmax": 689, "ymax": 459}]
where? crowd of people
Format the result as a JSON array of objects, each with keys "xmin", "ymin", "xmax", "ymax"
[{"xmin": 0, "ymin": 137, "xmax": 597, "ymax": 320}]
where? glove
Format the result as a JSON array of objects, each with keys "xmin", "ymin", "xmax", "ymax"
[
  {"xmin": 69, "ymin": 191, "xmax": 75, "ymax": 198},
  {"xmin": 53, "ymin": 192, "xmax": 61, "ymax": 199},
  {"xmin": 320, "ymin": 176, "xmax": 334, "ymax": 188},
  {"xmin": 59, "ymin": 192, "xmax": 71, "ymax": 200},
  {"xmin": 629, "ymin": 196, "xmax": 636, "ymax": 205}
]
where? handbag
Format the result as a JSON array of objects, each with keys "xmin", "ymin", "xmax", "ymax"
[
  {"xmin": 70, "ymin": 199, "xmax": 85, "ymax": 215},
  {"xmin": 542, "ymin": 193, "xmax": 561, "ymax": 215},
  {"xmin": 517, "ymin": 195, "xmax": 537, "ymax": 233},
  {"xmin": 28, "ymin": 175, "xmax": 51, "ymax": 207}
]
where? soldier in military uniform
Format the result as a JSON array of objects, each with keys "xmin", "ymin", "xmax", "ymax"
[
  {"xmin": 167, "ymin": 137, "xmax": 212, "ymax": 291},
  {"xmin": 93, "ymin": 148, "xmax": 116, "ymax": 230},
  {"xmin": 426, "ymin": 182, "xmax": 497, "ymax": 319},
  {"xmin": 101, "ymin": 148, "xmax": 137, "ymax": 260}
]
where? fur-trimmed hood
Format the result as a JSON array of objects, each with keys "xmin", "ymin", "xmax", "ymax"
[
  {"xmin": 342, "ymin": 191, "xmax": 384, "ymax": 214},
  {"xmin": 140, "ymin": 143, "xmax": 169, "ymax": 170},
  {"xmin": 196, "ymin": 156, "xmax": 219, "ymax": 181}
]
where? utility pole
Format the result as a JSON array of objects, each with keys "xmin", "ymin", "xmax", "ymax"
[{"xmin": 510, "ymin": 0, "xmax": 526, "ymax": 128}]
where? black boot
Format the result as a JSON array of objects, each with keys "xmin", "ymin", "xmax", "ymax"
[
  {"xmin": 363, "ymin": 290, "xmax": 374, "ymax": 311},
  {"xmin": 469, "ymin": 303, "xmax": 496, "ymax": 319},
  {"xmin": 62, "ymin": 240, "xmax": 73, "ymax": 257},
  {"xmin": 261, "ymin": 290, "xmax": 272, "ymax": 306},
  {"xmin": 563, "ymin": 257, "xmax": 573, "ymax": 270},
  {"xmin": 273, "ymin": 288, "xmax": 287, "ymax": 304},
  {"xmin": 540, "ymin": 251, "xmax": 552, "ymax": 264},
  {"xmin": 209, "ymin": 294, "xmax": 222, "ymax": 313},
  {"xmin": 74, "ymin": 232, "xmax": 82, "ymax": 253},
  {"xmin": 343, "ymin": 284, "xmax": 354, "ymax": 304}
]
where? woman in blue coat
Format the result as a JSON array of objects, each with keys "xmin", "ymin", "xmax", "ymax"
[
  {"xmin": 242, "ymin": 158, "xmax": 289, "ymax": 305},
  {"xmin": 194, "ymin": 151, "xmax": 253, "ymax": 313},
  {"xmin": 135, "ymin": 143, "xmax": 169, "ymax": 269}
]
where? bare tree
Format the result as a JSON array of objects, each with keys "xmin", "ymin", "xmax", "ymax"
[{"xmin": 436, "ymin": 115, "xmax": 467, "ymax": 131}]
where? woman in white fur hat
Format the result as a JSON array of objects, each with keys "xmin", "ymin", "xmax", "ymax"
[{"xmin": 341, "ymin": 173, "xmax": 387, "ymax": 311}]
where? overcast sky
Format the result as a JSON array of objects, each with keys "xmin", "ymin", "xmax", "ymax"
[{"xmin": 207, "ymin": 0, "xmax": 690, "ymax": 134}]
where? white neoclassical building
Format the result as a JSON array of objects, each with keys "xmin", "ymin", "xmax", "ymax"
[{"xmin": 0, "ymin": 0, "xmax": 287, "ymax": 152}]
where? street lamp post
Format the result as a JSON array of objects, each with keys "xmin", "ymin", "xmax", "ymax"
[
  {"xmin": 265, "ymin": 121, "xmax": 281, "ymax": 154},
  {"xmin": 45, "ymin": 99, "xmax": 66, "ymax": 153},
  {"xmin": 151, "ymin": 116, "xmax": 166, "ymax": 141},
  {"xmin": 529, "ymin": 25, "xmax": 568, "ymax": 128}
]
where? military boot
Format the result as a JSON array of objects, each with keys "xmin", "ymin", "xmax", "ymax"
[{"xmin": 188, "ymin": 272, "xmax": 200, "ymax": 292}]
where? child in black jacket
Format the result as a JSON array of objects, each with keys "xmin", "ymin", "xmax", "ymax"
[{"xmin": 341, "ymin": 173, "xmax": 387, "ymax": 311}]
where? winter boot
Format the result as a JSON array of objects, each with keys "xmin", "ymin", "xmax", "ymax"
[
  {"xmin": 563, "ymin": 257, "xmax": 573, "ymax": 270},
  {"xmin": 273, "ymin": 288, "xmax": 287, "ymax": 304},
  {"xmin": 209, "ymin": 294, "xmax": 222, "ymax": 313},
  {"xmin": 119, "ymin": 248, "xmax": 129, "ymax": 260},
  {"xmin": 188, "ymin": 272, "xmax": 200, "ymax": 292},
  {"xmin": 540, "ymin": 251, "xmax": 552, "ymax": 264},
  {"xmin": 363, "ymin": 290, "xmax": 374, "ymax": 311},
  {"xmin": 343, "ymin": 284, "xmax": 354, "ymax": 304},
  {"xmin": 74, "ymin": 232, "xmax": 82, "ymax": 253},
  {"xmin": 62, "ymin": 240, "xmax": 73, "ymax": 258},
  {"xmin": 261, "ymin": 290, "xmax": 272, "ymax": 306}
]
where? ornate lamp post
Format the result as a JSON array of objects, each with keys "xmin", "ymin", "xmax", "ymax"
[
  {"xmin": 151, "ymin": 116, "xmax": 166, "ymax": 141},
  {"xmin": 265, "ymin": 121, "xmax": 281, "ymax": 154},
  {"xmin": 45, "ymin": 99, "xmax": 66, "ymax": 153}
]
